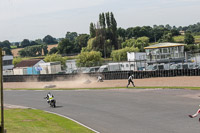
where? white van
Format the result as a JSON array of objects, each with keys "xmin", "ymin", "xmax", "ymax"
[{"xmin": 98, "ymin": 63, "xmax": 121, "ymax": 72}]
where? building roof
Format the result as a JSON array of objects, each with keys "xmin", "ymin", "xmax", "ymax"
[
  {"xmin": 15, "ymin": 59, "xmax": 43, "ymax": 68},
  {"xmin": 144, "ymin": 43, "xmax": 185, "ymax": 49}
]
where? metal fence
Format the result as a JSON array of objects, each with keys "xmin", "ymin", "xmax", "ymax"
[{"xmin": 102, "ymin": 69, "xmax": 200, "ymax": 80}]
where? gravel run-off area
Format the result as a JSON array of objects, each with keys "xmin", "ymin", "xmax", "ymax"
[{"xmin": 3, "ymin": 76, "xmax": 200, "ymax": 89}]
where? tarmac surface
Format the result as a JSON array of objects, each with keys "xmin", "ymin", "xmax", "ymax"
[{"xmin": 4, "ymin": 89, "xmax": 200, "ymax": 133}]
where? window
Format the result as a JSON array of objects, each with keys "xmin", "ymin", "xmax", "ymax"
[
  {"xmin": 162, "ymin": 48, "xmax": 168, "ymax": 53},
  {"xmin": 3, "ymin": 60, "xmax": 13, "ymax": 66},
  {"xmin": 158, "ymin": 65, "xmax": 164, "ymax": 70}
]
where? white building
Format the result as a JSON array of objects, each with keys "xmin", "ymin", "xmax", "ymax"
[
  {"xmin": 127, "ymin": 52, "xmax": 146, "ymax": 61},
  {"xmin": 66, "ymin": 59, "xmax": 77, "ymax": 69},
  {"xmin": 13, "ymin": 59, "xmax": 45, "ymax": 75},
  {"xmin": 39, "ymin": 62, "xmax": 61, "ymax": 74},
  {"xmin": 144, "ymin": 43, "xmax": 185, "ymax": 64},
  {"xmin": 3, "ymin": 55, "xmax": 14, "ymax": 70},
  {"xmin": 127, "ymin": 52, "xmax": 146, "ymax": 70}
]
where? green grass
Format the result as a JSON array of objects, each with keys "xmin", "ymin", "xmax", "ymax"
[
  {"xmin": 194, "ymin": 35, "xmax": 200, "ymax": 43},
  {"xmin": 173, "ymin": 35, "xmax": 200, "ymax": 43},
  {"xmin": 11, "ymin": 46, "xmax": 17, "ymax": 49},
  {"xmin": 4, "ymin": 86, "xmax": 200, "ymax": 90},
  {"xmin": 173, "ymin": 35, "xmax": 184, "ymax": 43},
  {"xmin": 3, "ymin": 108, "xmax": 94, "ymax": 133}
]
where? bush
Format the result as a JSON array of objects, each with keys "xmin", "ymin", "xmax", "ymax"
[
  {"xmin": 111, "ymin": 47, "xmax": 139, "ymax": 61},
  {"xmin": 44, "ymin": 53, "xmax": 67, "ymax": 69},
  {"xmin": 13, "ymin": 57, "xmax": 22, "ymax": 66},
  {"xmin": 76, "ymin": 51, "xmax": 102, "ymax": 67}
]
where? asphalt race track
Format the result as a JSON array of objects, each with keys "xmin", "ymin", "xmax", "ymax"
[{"xmin": 4, "ymin": 89, "xmax": 200, "ymax": 133}]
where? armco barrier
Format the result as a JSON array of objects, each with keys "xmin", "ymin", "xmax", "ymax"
[{"xmin": 3, "ymin": 69, "xmax": 200, "ymax": 82}]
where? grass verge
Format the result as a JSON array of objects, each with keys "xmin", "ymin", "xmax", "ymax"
[{"xmin": 3, "ymin": 108, "xmax": 94, "ymax": 133}]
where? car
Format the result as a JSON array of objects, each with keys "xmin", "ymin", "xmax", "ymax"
[
  {"xmin": 82, "ymin": 66, "xmax": 100, "ymax": 73},
  {"xmin": 146, "ymin": 64, "xmax": 169, "ymax": 71}
]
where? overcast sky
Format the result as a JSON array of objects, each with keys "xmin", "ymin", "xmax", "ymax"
[{"xmin": 0, "ymin": 0, "xmax": 200, "ymax": 42}]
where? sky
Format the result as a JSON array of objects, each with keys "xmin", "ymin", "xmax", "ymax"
[{"xmin": 0, "ymin": 0, "xmax": 200, "ymax": 42}]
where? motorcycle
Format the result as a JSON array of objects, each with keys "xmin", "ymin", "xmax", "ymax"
[
  {"xmin": 49, "ymin": 99, "xmax": 56, "ymax": 108},
  {"xmin": 44, "ymin": 96, "xmax": 56, "ymax": 108}
]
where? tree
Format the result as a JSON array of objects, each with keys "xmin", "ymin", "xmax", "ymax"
[
  {"xmin": 65, "ymin": 32, "xmax": 78, "ymax": 42},
  {"xmin": 0, "ymin": 40, "xmax": 11, "ymax": 49},
  {"xmin": 89, "ymin": 23, "xmax": 96, "ymax": 38},
  {"xmin": 44, "ymin": 53, "xmax": 67, "ymax": 69},
  {"xmin": 88, "ymin": 11, "xmax": 118, "ymax": 57},
  {"xmin": 184, "ymin": 32, "xmax": 195, "ymax": 44},
  {"xmin": 43, "ymin": 35, "xmax": 57, "ymax": 44},
  {"xmin": 49, "ymin": 47, "xmax": 58, "ymax": 54},
  {"xmin": 0, "ymin": 40, "xmax": 12, "ymax": 55},
  {"xmin": 121, "ymin": 38, "xmax": 135, "ymax": 48},
  {"xmin": 160, "ymin": 33, "xmax": 174, "ymax": 43},
  {"xmin": 42, "ymin": 44, "xmax": 48, "ymax": 55},
  {"xmin": 184, "ymin": 44, "xmax": 198, "ymax": 52},
  {"xmin": 18, "ymin": 45, "xmax": 43, "ymax": 57},
  {"xmin": 76, "ymin": 51, "xmax": 102, "ymax": 67},
  {"xmin": 3, "ymin": 47, "xmax": 12, "ymax": 55},
  {"xmin": 75, "ymin": 34, "xmax": 89, "ymax": 51},
  {"xmin": 99, "ymin": 13, "xmax": 106, "ymax": 29},
  {"xmin": 35, "ymin": 39, "xmax": 44, "ymax": 45},
  {"xmin": 117, "ymin": 27, "xmax": 126, "ymax": 41},
  {"xmin": 12, "ymin": 57, "xmax": 22, "ymax": 66},
  {"xmin": 86, "ymin": 38, "xmax": 96, "ymax": 51},
  {"xmin": 135, "ymin": 36, "xmax": 150, "ymax": 52},
  {"xmin": 57, "ymin": 38, "xmax": 74, "ymax": 54},
  {"xmin": 30, "ymin": 41, "xmax": 38, "ymax": 46},
  {"xmin": 18, "ymin": 49, "xmax": 27, "ymax": 57},
  {"xmin": 126, "ymin": 27, "xmax": 135, "ymax": 39},
  {"xmin": 170, "ymin": 29, "xmax": 180, "ymax": 36},
  {"xmin": 165, "ymin": 24, "xmax": 172, "ymax": 30},
  {"xmin": 21, "ymin": 39, "xmax": 30, "ymax": 48},
  {"xmin": 14, "ymin": 42, "xmax": 20, "ymax": 48},
  {"xmin": 110, "ymin": 12, "xmax": 118, "ymax": 49}
]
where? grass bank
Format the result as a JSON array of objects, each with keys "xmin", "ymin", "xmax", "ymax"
[{"xmin": 4, "ymin": 108, "xmax": 94, "ymax": 133}]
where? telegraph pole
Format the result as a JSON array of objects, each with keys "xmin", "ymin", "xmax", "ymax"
[{"xmin": 0, "ymin": 48, "xmax": 5, "ymax": 133}]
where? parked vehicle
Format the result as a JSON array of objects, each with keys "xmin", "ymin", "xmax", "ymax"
[
  {"xmin": 98, "ymin": 63, "xmax": 121, "ymax": 72},
  {"xmin": 169, "ymin": 63, "xmax": 197, "ymax": 70},
  {"xmin": 194, "ymin": 63, "xmax": 200, "ymax": 69},
  {"xmin": 169, "ymin": 63, "xmax": 182, "ymax": 70},
  {"xmin": 82, "ymin": 66, "xmax": 100, "ymax": 73},
  {"xmin": 146, "ymin": 64, "xmax": 169, "ymax": 71}
]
